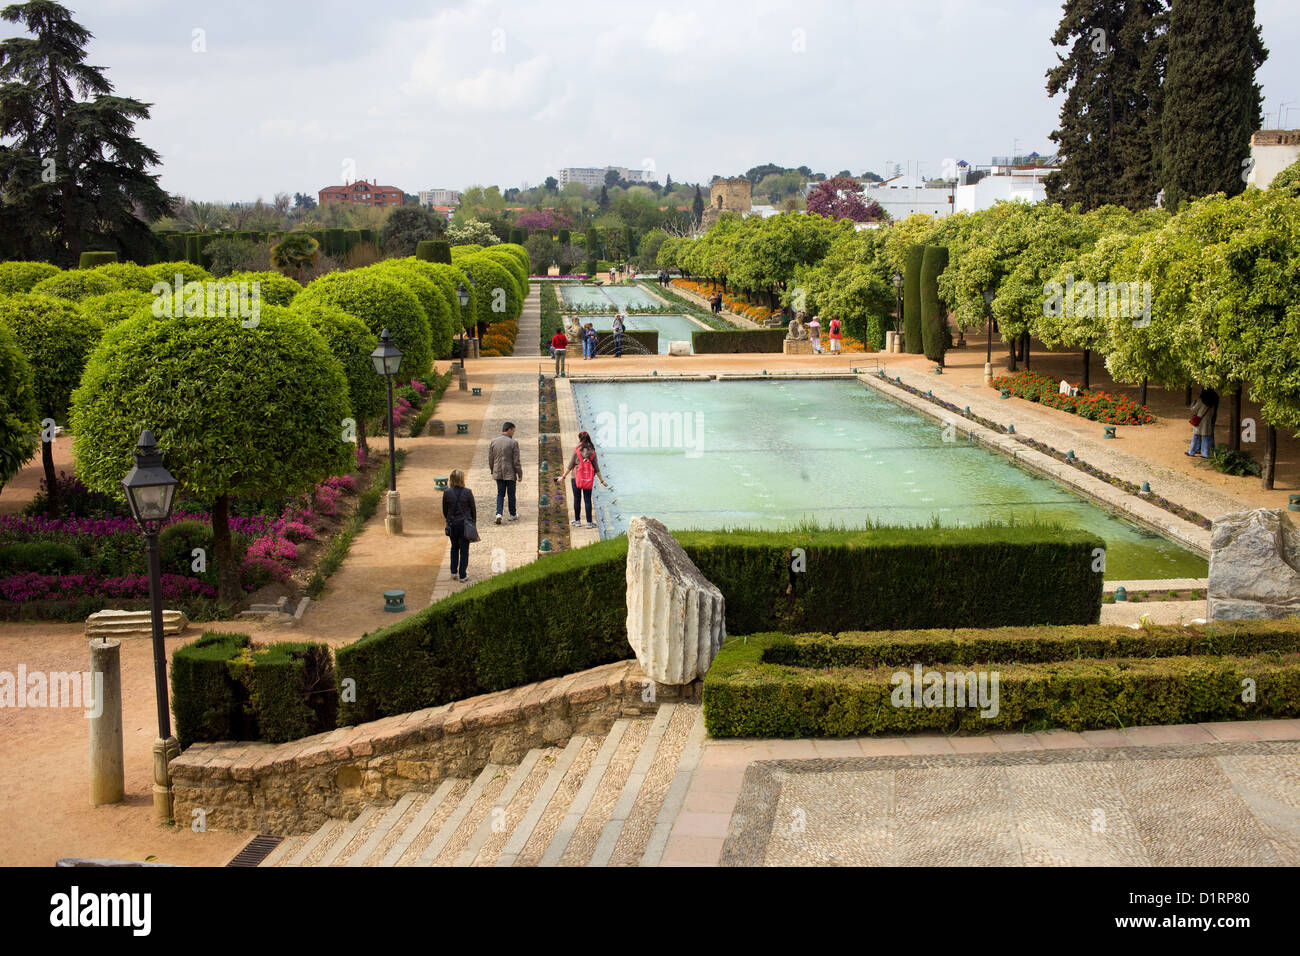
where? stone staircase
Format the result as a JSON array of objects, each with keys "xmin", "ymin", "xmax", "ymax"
[{"xmin": 260, "ymin": 702, "xmax": 706, "ymax": 867}]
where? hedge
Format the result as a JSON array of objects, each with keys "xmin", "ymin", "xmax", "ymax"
[
  {"xmin": 416, "ymin": 240, "xmax": 451, "ymax": 264},
  {"xmin": 919, "ymin": 245, "xmax": 949, "ymax": 365},
  {"xmin": 90, "ymin": 261, "xmax": 156, "ymax": 292},
  {"xmin": 903, "ymin": 244, "xmax": 924, "ymax": 354},
  {"xmin": 294, "ymin": 270, "xmax": 433, "ymax": 378},
  {"xmin": 171, "ymin": 631, "xmax": 337, "ymax": 747},
  {"xmin": 691, "ymin": 329, "xmax": 786, "ymax": 353},
  {"xmin": 31, "ymin": 270, "xmax": 119, "ymax": 302},
  {"xmin": 145, "ymin": 261, "xmax": 212, "ymax": 287},
  {"xmin": 336, "ymin": 526, "xmax": 1102, "ymax": 724},
  {"xmin": 224, "ymin": 270, "xmax": 302, "ymax": 307},
  {"xmin": 367, "ymin": 260, "xmax": 454, "ymax": 359},
  {"xmin": 0, "ymin": 261, "xmax": 60, "ymax": 295},
  {"xmin": 78, "ymin": 251, "xmax": 118, "ymax": 268},
  {"xmin": 703, "ymin": 628, "xmax": 1300, "ymax": 737}
]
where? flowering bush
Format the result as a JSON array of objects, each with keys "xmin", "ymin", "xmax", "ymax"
[
  {"xmin": 0, "ymin": 571, "xmax": 216, "ymax": 604},
  {"xmin": 990, "ymin": 372, "xmax": 1154, "ymax": 425}
]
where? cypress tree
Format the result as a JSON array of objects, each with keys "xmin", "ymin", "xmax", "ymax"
[
  {"xmin": 920, "ymin": 246, "xmax": 950, "ymax": 366},
  {"xmin": 1045, "ymin": 1, "xmax": 1167, "ymax": 210},
  {"xmin": 1161, "ymin": 0, "xmax": 1267, "ymax": 209},
  {"xmin": 903, "ymin": 244, "xmax": 925, "ymax": 354},
  {"xmin": 692, "ymin": 185, "xmax": 704, "ymax": 226}
]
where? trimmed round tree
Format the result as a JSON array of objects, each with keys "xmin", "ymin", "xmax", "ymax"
[
  {"xmin": 919, "ymin": 245, "xmax": 950, "ymax": 366},
  {"xmin": 145, "ymin": 261, "xmax": 213, "ymax": 287},
  {"xmin": 405, "ymin": 259, "xmax": 464, "ymax": 334},
  {"xmin": 293, "ymin": 270, "xmax": 433, "ymax": 378},
  {"xmin": 225, "ymin": 270, "xmax": 303, "ymax": 307},
  {"xmin": 0, "ymin": 261, "xmax": 61, "ymax": 295},
  {"xmin": 291, "ymin": 299, "xmax": 383, "ymax": 456},
  {"xmin": 461, "ymin": 253, "xmax": 522, "ymax": 326},
  {"xmin": 0, "ymin": 294, "xmax": 104, "ymax": 515},
  {"xmin": 481, "ymin": 247, "xmax": 528, "ymax": 300},
  {"xmin": 903, "ymin": 244, "xmax": 925, "ymax": 354},
  {"xmin": 78, "ymin": 251, "xmax": 118, "ymax": 268},
  {"xmin": 0, "ymin": 319, "xmax": 39, "ymax": 494},
  {"xmin": 415, "ymin": 240, "xmax": 452, "ymax": 264},
  {"xmin": 91, "ymin": 261, "xmax": 156, "ymax": 292},
  {"xmin": 31, "ymin": 269, "xmax": 120, "ymax": 302},
  {"xmin": 70, "ymin": 305, "xmax": 353, "ymax": 603},
  {"xmin": 80, "ymin": 290, "xmax": 154, "ymax": 327},
  {"xmin": 368, "ymin": 260, "xmax": 453, "ymax": 359}
]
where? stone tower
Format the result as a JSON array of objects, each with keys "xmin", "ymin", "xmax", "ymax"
[{"xmin": 701, "ymin": 177, "xmax": 752, "ymax": 230}]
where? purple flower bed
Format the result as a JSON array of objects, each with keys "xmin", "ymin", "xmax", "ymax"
[{"xmin": 0, "ymin": 571, "xmax": 216, "ymax": 603}]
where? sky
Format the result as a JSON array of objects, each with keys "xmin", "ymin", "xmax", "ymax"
[{"xmin": 45, "ymin": 0, "xmax": 1300, "ymax": 202}]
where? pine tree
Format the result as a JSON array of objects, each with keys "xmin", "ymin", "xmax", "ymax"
[
  {"xmin": 1160, "ymin": 0, "xmax": 1267, "ymax": 209},
  {"xmin": 665, "ymin": 173, "xmax": 674, "ymax": 191},
  {"xmin": 598, "ymin": 185, "xmax": 609, "ymax": 210},
  {"xmin": 1045, "ymin": 0, "xmax": 1167, "ymax": 211},
  {"xmin": 0, "ymin": 1, "xmax": 171, "ymax": 264},
  {"xmin": 692, "ymin": 185, "xmax": 704, "ymax": 226}
]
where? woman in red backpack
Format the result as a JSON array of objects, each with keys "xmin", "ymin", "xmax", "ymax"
[
  {"xmin": 828, "ymin": 315, "xmax": 843, "ymax": 354},
  {"xmin": 556, "ymin": 430, "xmax": 608, "ymax": 528}
]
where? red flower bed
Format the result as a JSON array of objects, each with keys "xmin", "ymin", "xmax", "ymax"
[{"xmin": 990, "ymin": 372, "xmax": 1154, "ymax": 425}]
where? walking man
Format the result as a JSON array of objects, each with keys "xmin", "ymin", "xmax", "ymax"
[
  {"xmin": 550, "ymin": 326, "xmax": 568, "ymax": 377},
  {"xmin": 488, "ymin": 421, "xmax": 523, "ymax": 524}
]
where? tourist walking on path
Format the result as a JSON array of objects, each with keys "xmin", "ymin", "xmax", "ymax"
[
  {"xmin": 557, "ymin": 430, "xmax": 608, "ymax": 528},
  {"xmin": 442, "ymin": 469, "xmax": 478, "ymax": 582},
  {"xmin": 550, "ymin": 326, "xmax": 568, "ymax": 377},
  {"xmin": 807, "ymin": 314, "xmax": 822, "ymax": 353},
  {"xmin": 487, "ymin": 421, "xmax": 522, "ymax": 524},
  {"xmin": 828, "ymin": 316, "xmax": 842, "ymax": 354},
  {"xmin": 1187, "ymin": 387, "xmax": 1219, "ymax": 459},
  {"xmin": 613, "ymin": 314, "xmax": 625, "ymax": 357}
]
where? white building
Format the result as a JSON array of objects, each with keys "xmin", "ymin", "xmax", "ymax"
[
  {"xmin": 418, "ymin": 188, "xmax": 460, "ymax": 207},
  {"xmin": 1245, "ymin": 130, "xmax": 1300, "ymax": 188},
  {"xmin": 954, "ymin": 165, "xmax": 1052, "ymax": 214},
  {"xmin": 557, "ymin": 166, "xmax": 650, "ymax": 188},
  {"xmin": 865, "ymin": 173, "xmax": 957, "ymax": 219}
]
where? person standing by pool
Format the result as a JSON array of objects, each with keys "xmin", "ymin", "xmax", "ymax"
[
  {"xmin": 828, "ymin": 315, "xmax": 842, "ymax": 354},
  {"xmin": 442, "ymin": 469, "xmax": 477, "ymax": 583},
  {"xmin": 609, "ymin": 266, "xmax": 616, "ymax": 284},
  {"xmin": 582, "ymin": 322, "xmax": 596, "ymax": 360},
  {"xmin": 556, "ymin": 430, "xmax": 608, "ymax": 529},
  {"xmin": 807, "ymin": 314, "xmax": 822, "ymax": 353},
  {"xmin": 1187, "ymin": 386, "xmax": 1219, "ymax": 459},
  {"xmin": 550, "ymin": 326, "xmax": 568, "ymax": 377},
  {"xmin": 612, "ymin": 314, "xmax": 625, "ymax": 357}
]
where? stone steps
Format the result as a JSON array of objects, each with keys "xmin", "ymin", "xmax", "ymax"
[{"xmin": 268, "ymin": 703, "xmax": 703, "ymax": 867}]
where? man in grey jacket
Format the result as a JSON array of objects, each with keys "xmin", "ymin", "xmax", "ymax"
[{"xmin": 488, "ymin": 421, "xmax": 523, "ymax": 524}]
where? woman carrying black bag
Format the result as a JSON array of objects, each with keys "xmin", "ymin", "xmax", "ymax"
[{"xmin": 442, "ymin": 468, "xmax": 478, "ymax": 582}]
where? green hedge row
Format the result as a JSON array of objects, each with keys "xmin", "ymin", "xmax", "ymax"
[
  {"xmin": 703, "ymin": 632, "xmax": 1300, "ymax": 737},
  {"xmin": 336, "ymin": 527, "xmax": 1102, "ymax": 724},
  {"xmin": 903, "ymin": 244, "xmax": 924, "ymax": 354},
  {"xmin": 920, "ymin": 245, "xmax": 948, "ymax": 365},
  {"xmin": 690, "ymin": 329, "xmax": 786, "ymax": 353},
  {"xmin": 171, "ymin": 632, "xmax": 337, "ymax": 747}
]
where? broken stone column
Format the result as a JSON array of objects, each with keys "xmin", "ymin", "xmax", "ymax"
[
  {"xmin": 625, "ymin": 516, "xmax": 725, "ymax": 684},
  {"xmin": 1208, "ymin": 508, "xmax": 1300, "ymax": 620}
]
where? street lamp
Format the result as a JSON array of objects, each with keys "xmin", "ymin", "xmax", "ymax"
[
  {"xmin": 370, "ymin": 329, "xmax": 404, "ymax": 534},
  {"xmin": 892, "ymin": 270, "xmax": 903, "ymax": 336},
  {"xmin": 121, "ymin": 429, "xmax": 179, "ymax": 823},
  {"xmin": 465, "ymin": 271, "xmax": 480, "ymax": 346},
  {"xmin": 982, "ymin": 283, "xmax": 997, "ymax": 385},
  {"xmin": 456, "ymin": 281, "xmax": 470, "ymax": 362}
]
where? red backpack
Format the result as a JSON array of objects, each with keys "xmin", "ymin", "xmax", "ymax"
[{"xmin": 574, "ymin": 446, "xmax": 596, "ymax": 489}]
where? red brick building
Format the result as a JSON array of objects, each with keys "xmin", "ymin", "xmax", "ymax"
[{"xmin": 318, "ymin": 179, "xmax": 405, "ymax": 208}]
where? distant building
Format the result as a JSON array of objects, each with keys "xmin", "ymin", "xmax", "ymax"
[
  {"xmin": 1246, "ymin": 130, "xmax": 1300, "ymax": 188},
  {"xmin": 319, "ymin": 179, "xmax": 404, "ymax": 208},
  {"xmin": 862, "ymin": 156, "xmax": 1058, "ymax": 219},
  {"xmin": 557, "ymin": 166, "xmax": 650, "ymax": 188},
  {"xmin": 866, "ymin": 173, "xmax": 957, "ymax": 219},
  {"xmin": 418, "ymin": 188, "xmax": 461, "ymax": 207}
]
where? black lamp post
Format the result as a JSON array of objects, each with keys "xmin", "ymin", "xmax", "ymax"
[
  {"xmin": 370, "ymin": 328, "xmax": 404, "ymax": 533},
  {"xmin": 456, "ymin": 281, "xmax": 470, "ymax": 361},
  {"xmin": 465, "ymin": 270, "xmax": 480, "ymax": 346},
  {"xmin": 121, "ymin": 429, "xmax": 179, "ymax": 822}
]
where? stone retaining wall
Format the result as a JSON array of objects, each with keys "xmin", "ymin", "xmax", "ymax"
[{"xmin": 171, "ymin": 660, "xmax": 699, "ymax": 835}]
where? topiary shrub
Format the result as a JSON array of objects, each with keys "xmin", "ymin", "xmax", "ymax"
[
  {"xmin": 0, "ymin": 541, "xmax": 81, "ymax": 574},
  {"xmin": 224, "ymin": 270, "xmax": 302, "ymax": 307},
  {"xmin": 171, "ymin": 632, "xmax": 252, "ymax": 748},
  {"xmin": 91, "ymin": 261, "xmax": 155, "ymax": 292},
  {"xmin": 145, "ymin": 261, "xmax": 213, "ymax": 287},
  {"xmin": 77, "ymin": 251, "xmax": 118, "ymax": 269},
  {"xmin": 291, "ymin": 299, "xmax": 383, "ymax": 451},
  {"xmin": 903, "ymin": 244, "xmax": 924, "ymax": 354},
  {"xmin": 185, "ymin": 234, "xmax": 201, "ymax": 265},
  {"xmin": 480, "ymin": 247, "xmax": 528, "ymax": 300},
  {"xmin": 31, "ymin": 270, "xmax": 120, "ymax": 303},
  {"xmin": 691, "ymin": 330, "xmax": 786, "ymax": 353},
  {"xmin": 460, "ymin": 253, "xmax": 522, "ymax": 325},
  {"xmin": 0, "ymin": 261, "xmax": 61, "ymax": 295},
  {"xmin": 415, "ymin": 239, "xmax": 452, "ymax": 264},
  {"xmin": 79, "ymin": 290, "xmax": 154, "ymax": 327},
  {"xmin": 585, "ymin": 259, "xmax": 598, "ymax": 277},
  {"xmin": 0, "ymin": 318, "xmax": 39, "ymax": 488},
  {"xmin": 404, "ymin": 258, "xmax": 464, "ymax": 336},
  {"xmin": 293, "ymin": 269, "xmax": 433, "ymax": 379},
  {"xmin": 159, "ymin": 519, "xmax": 216, "ymax": 579},
  {"xmin": 920, "ymin": 245, "xmax": 950, "ymax": 366},
  {"xmin": 367, "ymin": 260, "xmax": 453, "ymax": 360}
]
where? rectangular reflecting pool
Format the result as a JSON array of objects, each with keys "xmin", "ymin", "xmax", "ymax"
[
  {"xmin": 593, "ymin": 314, "xmax": 704, "ymax": 353},
  {"xmin": 570, "ymin": 379, "xmax": 1209, "ymax": 580},
  {"xmin": 559, "ymin": 284, "xmax": 664, "ymax": 311}
]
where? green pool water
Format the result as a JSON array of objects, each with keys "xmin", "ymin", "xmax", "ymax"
[
  {"xmin": 593, "ymin": 314, "xmax": 705, "ymax": 354},
  {"xmin": 570, "ymin": 379, "xmax": 1208, "ymax": 580},
  {"xmin": 559, "ymin": 284, "xmax": 705, "ymax": 352},
  {"xmin": 559, "ymin": 284, "xmax": 663, "ymax": 311}
]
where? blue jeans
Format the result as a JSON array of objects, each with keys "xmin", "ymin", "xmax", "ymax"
[
  {"xmin": 449, "ymin": 533, "xmax": 469, "ymax": 577},
  {"xmin": 495, "ymin": 478, "xmax": 516, "ymax": 517},
  {"xmin": 572, "ymin": 480, "xmax": 593, "ymax": 522},
  {"xmin": 1189, "ymin": 433, "xmax": 1215, "ymax": 457}
]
